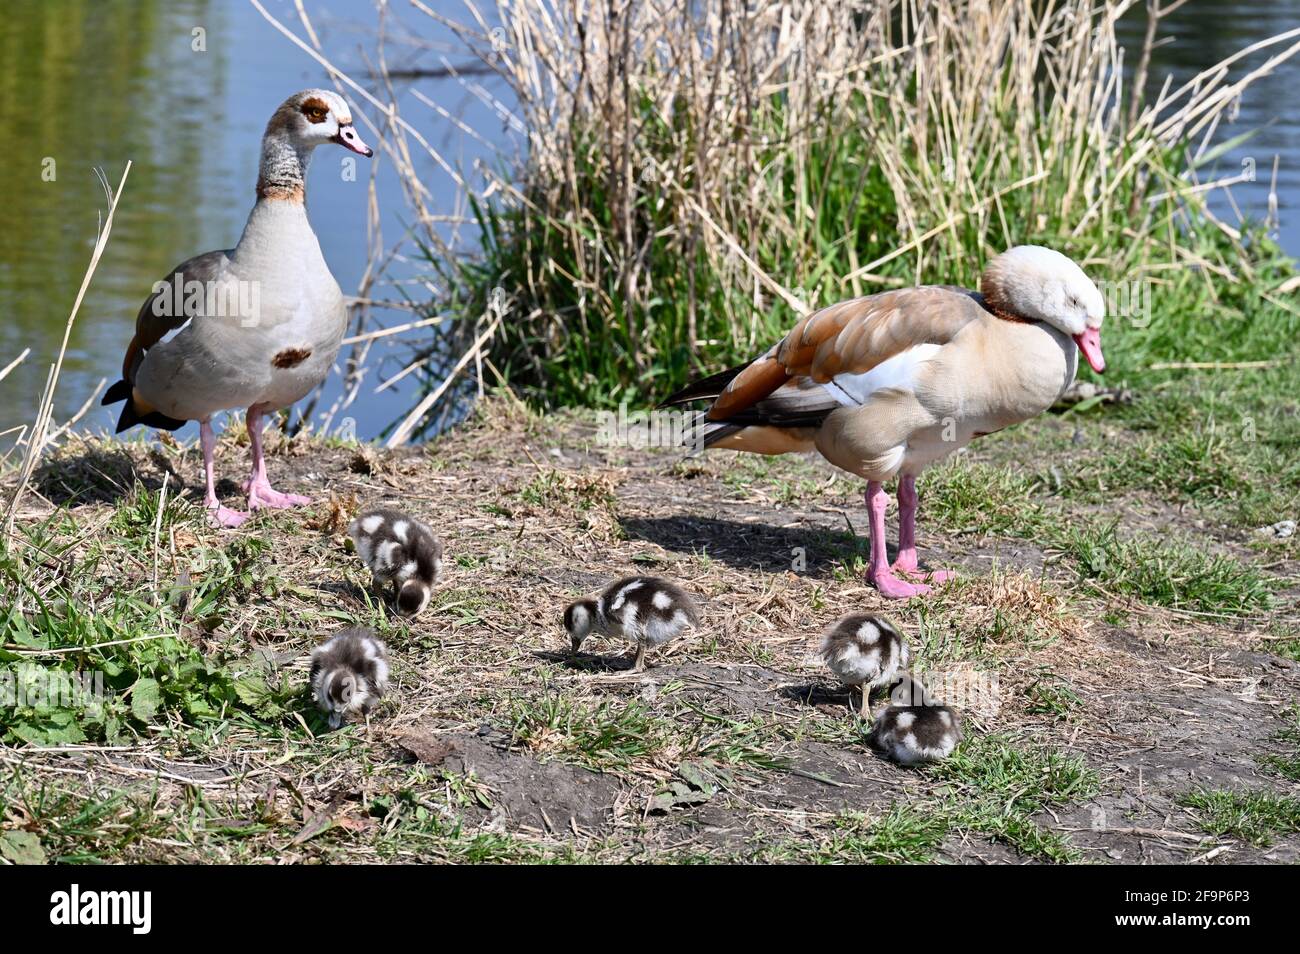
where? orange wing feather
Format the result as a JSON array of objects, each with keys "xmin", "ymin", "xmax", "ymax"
[{"xmin": 708, "ymin": 287, "xmax": 982, "ymax": 422}]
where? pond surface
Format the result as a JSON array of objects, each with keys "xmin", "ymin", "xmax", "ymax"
[
  {"xmin": 0, "ymin": 0, "xmax": 1296, "ymax": 443},
  {"xmin": 0, "ymin": 0, "xmax": 508, "ymax": 442}
]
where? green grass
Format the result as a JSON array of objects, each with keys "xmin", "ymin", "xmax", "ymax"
[
  {"xmin": 759, "ymin": 806, "xmax": 953, "ymax": 864},
  {"xmin": 749, "ymin": 734, "xmax": 1100, "ymax": 864},
  {"xmin": 921, "ymin": 458, "xmax": 1057, "ymax": 539},
  {"xmin": 1179, "ymin": 788, "xmax": 1300, "ymax": 848},
  {"xmin": 935, "ymin": 733, "xmax": 1101, "ymax": 862},
  {"xmin": 1259, "ymin": 708, "xmax": 1300, "ymax": 781},
  {"xmin": 1060, "ymin": 522, "xmax": 1273, "ymax": 615},
  {"xmin": 508, "ymin": 695, "xmax": 672, "ymax": 770},
  {"xmin": 1055, "ymin": 369, "xmax": 1300, "ymax": 527},
  {"xmin": 1024, "ymin": 673, "xmax": 1084, "ymax": 720},
  {"xmin": 0, "ymin": 507, "xmax": 338, "ymax": 748}
]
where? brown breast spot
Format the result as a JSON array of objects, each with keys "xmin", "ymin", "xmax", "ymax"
[{"xmin": 272, "ymin": 347, "xmax": 312, "ymax": 369}]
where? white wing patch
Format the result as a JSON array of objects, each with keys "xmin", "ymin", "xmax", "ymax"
[
  {"xmin": 610, "ymin": 579, "xmax": 645, "ymax": 612},
  {"xmin": 822, "ymin": 343, "xmax": 943, "ymax": 406}
]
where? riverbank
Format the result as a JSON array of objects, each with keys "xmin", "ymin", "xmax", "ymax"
[{"xmin": 1, "ymin": 390, "xmax": 1297, "ymax": 863}]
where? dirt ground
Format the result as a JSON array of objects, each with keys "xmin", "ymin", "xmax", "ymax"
[{"xmin": 2, "ymin": 398, "xmax": 1297, "ymax": 864}]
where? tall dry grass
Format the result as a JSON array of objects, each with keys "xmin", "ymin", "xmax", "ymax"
[{"xmin": 406, "ymin": 0, "xmax": 1299, "ymax": 421}]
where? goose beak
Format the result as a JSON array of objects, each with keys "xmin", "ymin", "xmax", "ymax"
[
  {"xmin": 334, "ymin": 124, "xmax": 373, "ymax": 157},
  {"xmin": 1073, "ymin": 327, "xmax": 1105, "ymax": 374}
]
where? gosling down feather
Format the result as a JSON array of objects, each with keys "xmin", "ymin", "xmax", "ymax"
[
  {"xmin": 310, "ymin": 627, "xmax": 390, "ymax": 730},
  {"xmin": 564, "ymin": 576, "xmax": 699, "ymax": 672},
  {"xmin": 348, "ymin": 507, "xmax": 443, "ymax": 617}
]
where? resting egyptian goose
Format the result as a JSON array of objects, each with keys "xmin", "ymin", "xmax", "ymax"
[
  {"xmin": 102, "ymin": 90, "xmax": 373, "ymax": 527},
  {"xmin": 661, "ymin": 246, "xmax": 1105, "ymax": 599}
]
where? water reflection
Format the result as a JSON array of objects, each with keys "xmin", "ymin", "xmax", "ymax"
[
  {"xmin": 0, "ymin": 0, "xmax": 1296, "ymax": 442},
  {"xmin": 0, "ymin": 0, "xmax": 237, "ymax": 431}
]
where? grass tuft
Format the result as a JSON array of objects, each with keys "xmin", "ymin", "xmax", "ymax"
[{"xmin": 1178, "ymin": 788, "xmax": 1300, "ymax": 848}]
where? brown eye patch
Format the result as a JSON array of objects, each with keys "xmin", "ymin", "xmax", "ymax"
[{"xmin": 300, "ymin": 97, "xmax": 330, "ymax": 124}]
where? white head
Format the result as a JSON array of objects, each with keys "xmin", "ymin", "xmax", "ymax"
[
  {"xmin": 257, "ymin": 89, "xmax": 372, "ymax": 201},
  {"xmin": 317, "ymin": 668, "xmax": 361, "ymax": 730},
  {"xmin": 267, "ymin": 89, "xmax": 372, "ymax": 156},
  {"xmin": 981, "ymin": 245, "xmax": 1106, "ymax": 373},
  {"xmin": 564, "ymin": 599, "xmax": 598, "ymax": 652}
]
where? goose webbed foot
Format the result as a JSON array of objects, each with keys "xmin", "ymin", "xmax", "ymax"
[
  {"xmin": 242, "ymin": 405, "xmax": 311, "ymax": 510},
  {"xmin": 207, "ymin": 504, "xmax": 250, "ymax": 528},
  {"xmin": 891, "ymin": 554, "xmax": 956, "ymax": 586},
  {"xmin": 245, "ymin": 478, "xmax": 312, "ymax": 511},
  {"xmin": 883, "ymin": 474, "xmax": 953, "ymax": 590},
  {"xmin": 867, "ymin": 568, "xmax": 933, "ymax": 599}
]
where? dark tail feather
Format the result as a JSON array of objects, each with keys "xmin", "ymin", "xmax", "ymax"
[
  {"xmin": 102, "ymin": 378, "xmax": 132, "ymax": 406},
  {"xmin": 658, "ymin": 362, "xmax": 751, "ymax": 408},
  {"xmin": 116, "ymin": 404, "xmax": 187, "ymax": 433},
  {"xmin": 681, "ymin": 411, "xmax": 743, "ymax": 455},
  {"xmin": 103, "ymin": 378, "xmax": 186, "ymax": 432}
]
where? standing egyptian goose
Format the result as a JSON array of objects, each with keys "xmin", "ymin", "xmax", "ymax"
[
  {"xmin": 102, "ymin": 90, "xmax": 373, "ymax": 527},
  {"xmin": 661, "ymin": 246, "xmax": 1105, "ymax": 599}
]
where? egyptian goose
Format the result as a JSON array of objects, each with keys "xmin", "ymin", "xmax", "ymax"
[
  {"xmin": 661, "ymin": 246, "xmax": 1105, "ymax": 598},
  {"xmin": 819, "ymin": 613, "xmax": 910, "ymax": 717},
  {"xmin": 867, "ymin": 672, "xmax": 962, "ymax": 765},
  {"xmin": 348, "ymin": 507, "xmax": 443, "ymax": 617},
  {"xmin": 102, "ymin": 90, "xmax": 373, "ymax": 527},
  {"xmin": 310, "ymin": 626, "xmax": 390, "ymax": 729},
  {"xmin": 564, "ymin": 576, "xmax": 699, "ymax": 671}
]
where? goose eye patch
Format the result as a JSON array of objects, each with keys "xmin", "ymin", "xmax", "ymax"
[{"xmin": 301, "ymin": 99, "xmax": 330, "ymax": 123}]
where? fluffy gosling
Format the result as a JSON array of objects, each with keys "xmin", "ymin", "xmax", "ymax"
[
  {"xmin": 349, "ymin": 507, "xmax": 443, "ymax": 616},
  {"xmin": 819, "ymin": 613, "xmax": 910, "ymax": 717},
  {"xmin": 564, "ymin": 576, "xmax": 699, "ymax": 672},
  {"xmin": 310, "ymin": 627, "xmax": 390, "ymax": 729},
  {"xmin": 867, "ymin": 672, "xmax": 962, "ymax": 765}
]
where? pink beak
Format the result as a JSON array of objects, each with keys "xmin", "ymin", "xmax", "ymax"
[
  {"xmin": 1073, "ymin": 327, "xmax": 1105, "ymax": 374},
  {"xmin": 334, "ymin": 124, "xmax": 373, "ymax": 158}
]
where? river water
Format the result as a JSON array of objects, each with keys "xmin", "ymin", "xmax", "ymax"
[{"xmin": 0, "ymin": 0, "xmax": 1296, "ymax": 442}]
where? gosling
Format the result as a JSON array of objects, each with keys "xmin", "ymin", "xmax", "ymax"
[
  {"xmin": 349, "ymin": 507, "xmax": 443, "ymax": 617},
  {"xmin": 310, "ymin": 627, "xmax": 390, "ymax": 729},
  {"xmin": 819, "ymin": 613, "xmax": 910, "ymax": 718},
  {"xmin": 564, "ymin": 576, "xmax": 699, "ymax": 672},
  {"xmin": 867, "ymin": 672, "xmax": 962, "ymax": 765}
]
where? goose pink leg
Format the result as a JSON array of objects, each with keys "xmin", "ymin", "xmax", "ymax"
[
  {"xmin": 200, "ymin": 420, "xmax": 249, "ymax": 528},
  {"xmin": 242, "ymin": 405, "xmax": 311, "ymax": 510},
  {"xmin": 864, "ymin": 481, "xmax": 931, "ymax": 599},
  {"xmin": 892, "ymin": 474, "xmax": 955, "ymax": 585}
]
